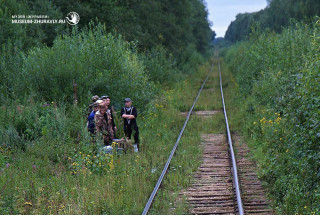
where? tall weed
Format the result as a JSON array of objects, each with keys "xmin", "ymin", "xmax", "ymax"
[{"xmin": 225, "ymin": 19, "xmax": 320, "ymax": 214}]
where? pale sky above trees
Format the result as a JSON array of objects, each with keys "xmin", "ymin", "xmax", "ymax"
[{"xmin": 205, "ymin": 0, "xmax": 267, "ymax": 37}]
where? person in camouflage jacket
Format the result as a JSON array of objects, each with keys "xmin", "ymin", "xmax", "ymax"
[{"xmin": 95, "ymin": 102, "xmax": 114, "ymax": 145}]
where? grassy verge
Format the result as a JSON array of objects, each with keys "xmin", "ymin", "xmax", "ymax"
[
  {"xmin": 223, "ymin": 19, "xmax": 320, "ymax": 215},
  {"xmin": 0, "ymin": 59, "xmax": 230, "ymax": 214}
]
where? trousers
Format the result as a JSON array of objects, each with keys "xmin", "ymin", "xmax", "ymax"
[{"xmin": 124, "ymin": 123, "xmax": 139, "ymax": 146}]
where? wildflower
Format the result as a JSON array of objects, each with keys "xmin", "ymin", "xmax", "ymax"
[
  {"xmin": 253, "ymin": 122, "xmax": 257, "ymax": 125},
  {"xmin": 32, "ymin": 164, "xmax": 36, "ymax": 171},
  {"xmin": 260, "ymin": 117, "xmax": 267, "ymax": 123},
  {"xmin": 24, "ymin": 201, "xmax": 33, "ymax": 206},
  {"xmin": 6, "ymin": 163, "xmax": 10, "ymax": 168},
  {"xmin": 304, "ymin": 206, "xmax": 307, "ymax": 209}
]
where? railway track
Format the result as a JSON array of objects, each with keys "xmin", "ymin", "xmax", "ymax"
[
  {"xmin": 142, "ymin": 61, "xmax": 273, "ymax": 215},
  {"xmin": 182, "ymin": 133, "xmax": 273, "ymax": 214},
  {"xmin": 182, "ymin": 133, "xmax": 235, "ymax": 214}
]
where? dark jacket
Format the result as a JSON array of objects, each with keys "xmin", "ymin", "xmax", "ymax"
[
  {"xmin": 121, "ymin": 106, "xmax": 138, "ymax": 126},
  {"xmin": 87, "ymin": 110, "xmax": 95, "ymax": 133}
]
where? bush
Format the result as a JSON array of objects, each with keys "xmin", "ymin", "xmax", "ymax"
[
  {"xmin": 225, "ymin": 19, "xmax": 320, "ymax": 214},
  {"xmin": 16, "ymin": 23, "xmax": 156, "ymax": 111},
  {"xmin": 0, "ymin": 102, "xmax": 71, "ymax": 149},
  {"xmin": 140, "ymin": 46, "xmax": 181, "ymax": 86}
]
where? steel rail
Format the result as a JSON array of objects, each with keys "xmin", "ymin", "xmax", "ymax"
[
  {"xmin": 141, "ymin": 63, "xmax": 213, "ymax": 215},
  {"xmin": 218, "ymin": 61, "xmax": 245, "ymax": 215}
]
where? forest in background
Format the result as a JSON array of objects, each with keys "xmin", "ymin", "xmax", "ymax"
[
  {"xmin": 1, "ymin": 0, "xmax": 214, "ymax": 62},
  {"xmin": 1, "ymin": 0, "xmax": 215, "ymax": 106},
  {"xmin": 224, "ymin": 0, "xmax": 320, "ymax": 42}
]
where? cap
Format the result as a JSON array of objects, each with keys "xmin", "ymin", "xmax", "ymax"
[
  {"xmin": 92, "ymin": 95, "xmax": 100, "ymax": 102},
  {"xmin": 124, "ymin": 98, "xmax": 132, "ymax": 102},
  {"xmin": 100, "ymin": 95, "xmax": 110, "ymax": 100},
  {"xmin": 95, "ymin": 100, "xmax": 104, "ymax": 105}
]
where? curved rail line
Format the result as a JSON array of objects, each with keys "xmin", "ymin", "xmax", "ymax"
[
  {"xmin": 142, "ymin": 61, "xmax": 245, "ymax": 214},
  {"xmin": 219, "ymin": 61, "xmax": 244, "ymax": 215},
  {"xmin": 142, "ymin": 63, "xmax": 213, "ymax": 215}
]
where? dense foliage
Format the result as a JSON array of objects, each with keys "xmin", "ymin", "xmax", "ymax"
[
  {"xmin": 1, "ymin": 0, "xmax": 214, "ymax": 60},
  {"xmin": 23, "ymin": 25, "xmax": 155, "ymax": 108},
  {"xmin": 225, "ymin": 20, "xmax": 320, "ymax": 214},
  {"xmin": 0, "ymin": 23, "xmax": 157, "ymax": 153},
  {"xmin": 0, "ymin": 0, "xmax": 66, "ymax": 49},
  {"xmin": 52, "ymin": 0, "xmax": 214, "ymax": 55},
  {"xmin": 225, "ymin": 0, "xmax": 320, "ymax": 42},
  {"xmin": 0, "ymin": 0, "xmax": 214, "ymax": 99}
]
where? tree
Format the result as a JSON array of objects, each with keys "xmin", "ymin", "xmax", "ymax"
[{"xmin": 225, "ymin": 0, "xmax": 320, "ymax": 42}]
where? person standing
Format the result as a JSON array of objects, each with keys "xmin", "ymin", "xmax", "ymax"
[
  {"xmin": 95, "ymin": 102, "xmax": 114, "ymax": 145},
  {"xmin": 87, "ymin": 95, "xmax": 99, "ymax": 118},
  {"xmin": 101, "ymin": 95, "xmax": 117, "ymax": 138},
  {"xmin": 121, "ymin": 98, "xmax": 139, "ymax": 152},
  {"xmin": 87, "ymin": 101, "xmax": 100, "ymax": 134}
]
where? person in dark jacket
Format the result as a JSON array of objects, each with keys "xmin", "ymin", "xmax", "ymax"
[
  {"xmin": 87, "ymin": 101, "xmax": 100, "ymax": 134},
  {"xmin": 121, "ymin": 98, "xmax": 139, "ymax": 152},
  {"xmin": 101, "ymin": 95, "xmax": 117, "ymax": 138}
]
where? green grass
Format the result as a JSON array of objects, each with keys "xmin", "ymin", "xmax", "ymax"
[{"xmin": 0, "ymin": 59, "xmax": 232, "ymax": 214}]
